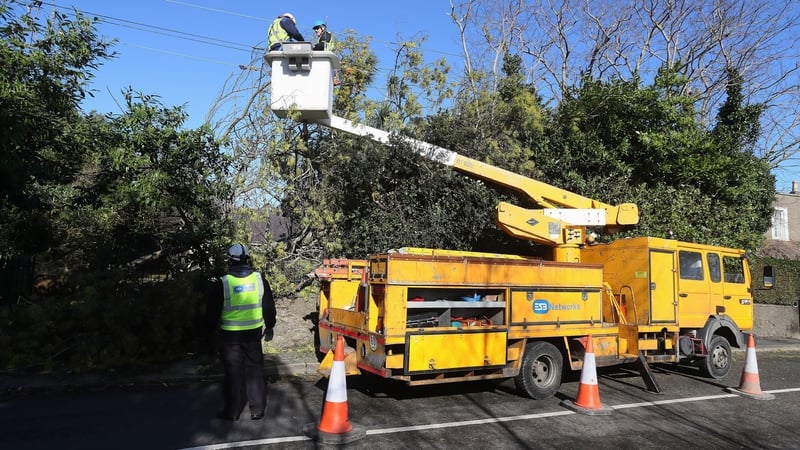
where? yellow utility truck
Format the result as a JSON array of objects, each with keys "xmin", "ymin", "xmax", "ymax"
[{"xmin": 266, "ymin": 43, "xmax": 764, "ymax": 398}]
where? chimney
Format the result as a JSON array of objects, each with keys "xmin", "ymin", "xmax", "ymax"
[{"xmin": 792, "ymin": 181, "xmax": 798, "ymax": 195}]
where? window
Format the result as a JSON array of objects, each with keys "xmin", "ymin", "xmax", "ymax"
[
  {"xmin": 679, "ymin": 250, "xmax": 704, "ymax": 281},
  {"xmin": 771, "ymin": 207, "xmax": 789, "ymax": 241},
  {"xmin": 707, "ymin": 253, "xmax": 721, "ymax": 283},
  {"xmin": 723, "ymin": 256, "xmax": 745, "ymax": 284}
]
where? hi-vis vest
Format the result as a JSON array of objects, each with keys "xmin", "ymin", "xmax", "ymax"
[
  {"xmin": 317, "ymin": 31, "xmax": 336, "ymax": 51},
  {"xmin": 268, "ymin": 18, "xmax": 290, "ymax": 50},
  {"xmin": 221, "ymin": 272, "xmax": 264, "ymax": 331}
]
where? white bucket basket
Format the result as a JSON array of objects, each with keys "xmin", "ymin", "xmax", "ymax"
[{"xmin": 264, "ymin": 42, "xmax": 340, "ymax": 121}]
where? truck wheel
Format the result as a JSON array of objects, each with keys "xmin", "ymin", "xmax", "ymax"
[
  {"xmin": 700, "ymin": 335, "xmax": 732, "ymax": 379},
  {"xmin": 514, "ymin": 341, "xmax": 563, "ymax": 399}
]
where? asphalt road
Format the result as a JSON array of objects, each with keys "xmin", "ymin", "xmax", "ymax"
[{"xmin": 4, "ymin": 345, "xmax": 800, "ymax": 450}]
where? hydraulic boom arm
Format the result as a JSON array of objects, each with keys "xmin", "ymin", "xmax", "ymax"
[{"xmin": 264, "ymin": 44, "xmax": 638, "ymax": 262}]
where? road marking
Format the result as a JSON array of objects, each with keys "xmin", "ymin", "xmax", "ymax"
[
  {"xmin": 180, "ymin": 435, "xmax": 312, "ymax": 449},
  {"xmin": 766, "ymin": 387, "xmax": 800, "ymax": 394},
  {"xmin": 179, "ymin": 388, "xmax": 800, "ymax": 449},
  {"xmin": 611, "ymin": 393, "xmax": 739, "ymax": 409},
  {"xmin": 365, "ymin": 410, "xmax": 575, "ymax": 435}
]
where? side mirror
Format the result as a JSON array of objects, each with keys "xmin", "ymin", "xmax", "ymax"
[{"xmin": 763, "ymin": 266, "xmax": 775, "ymax": 289}]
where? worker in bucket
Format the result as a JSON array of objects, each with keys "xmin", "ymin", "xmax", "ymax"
[
  {"xmin": 268, "ymin": 12, "xmax": 304, "ymax": 51},
  {"xmin": 312, "ymin": 19, "xmax": 334, "ymax": 51},
  {"xmin": 214, "ymin": 243, "xmax": 276, "ymax": 421}
]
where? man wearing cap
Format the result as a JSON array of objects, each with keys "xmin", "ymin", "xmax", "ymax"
[
  {"xmin": 213, "ymin": 243, "xmax": 276, "ymax": 421},
  {"xmin": 268, "ymin": 12, "xmax": 305, "ymax": 51},
  {"xmin": 312, "ymin": 19, "xmax": 334, "ymax": 51}
]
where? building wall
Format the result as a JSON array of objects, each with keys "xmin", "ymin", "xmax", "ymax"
[
  {"xmin": 755, "ymin": 304, "xmax": 800, "ymax": 338},
  {"xmin": 786, "ymin": 196, "xmax": 800, "ymax": 242},
  {"xmin": 754, "ymin": 184, "xmax": 799, "ymax": 308},
  {"xmin": 773, "ymin": 185, "xmax": 800, "ymax": 241},
  {"xmin": 763, "ymin": 182, "xmax": 800, "ymax": 259}
]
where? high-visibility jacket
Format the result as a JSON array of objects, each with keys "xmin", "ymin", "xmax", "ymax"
[
  {"xmin": 268, "ymin": 18, "xmax": 290, "ymax": 51},
  {"xmin": 315, "ymin": 30, "xmax": 335, "ymax": 51},
  {"xmin": 220, "ymin": 272, "xmax": 264, "ymax": 331}
]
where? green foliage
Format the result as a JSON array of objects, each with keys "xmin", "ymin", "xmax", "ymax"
[
  {"xmin": 2, "ymin": 2, "xmax": 230, "ymax": 272},
  {"xmin": 30, "ymin": 90, "xmax": 232, "ymax": 277},
  {"xmin": 542, "ymin": 67, "xmax": 774, "ymax": 250},
  {"xmin": 0, "ymin": 1, "xmax": 114, "ymax": 254},
  {"xmin": 0, "ymin": 272, "xmax": 214, "ymax": 373},
  {"xmin": 377, "ymin": 36, "xmax": 453, "ymax": 131},
  {"xmin": 444, "ymin": 53, "xmax": 543, "ymax": 178},
  {"xmin": 331, "ymin": 31, "xmax": 378, "ymax": 117},
  {"xmin": 749, "ymin": 256, "xmax": 800, "ymax": 306},
  {"xmin": 323, "ymin": 137, "xmax": 501, "ymax": 256},
  {"xmin": 0, "ymin": 1, "xmax": 233, "ymax": 375}
]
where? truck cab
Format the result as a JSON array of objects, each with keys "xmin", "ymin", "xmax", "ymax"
[{"xmin": 581, "ymin": 237, "xmax": 753, "ymax": 378}]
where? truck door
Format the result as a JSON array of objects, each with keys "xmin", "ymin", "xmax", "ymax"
[
  {"xmin": 706, "ymin": 251, "xmax": 725, "ymax": 313},
  {"xmin": 649, "ymin": 249, "xmax": 677, "ymax": 323},
  {"xmin": 677, "ymin": 250, "xmax": 710, "ymax": 328},
  {"xmin": 721, "ymin": 255, "xmax": 753, "ymax": 330}
]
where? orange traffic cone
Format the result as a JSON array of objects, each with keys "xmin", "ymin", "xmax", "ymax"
[
  {"xmin": 303, "ymin": 335, "xmax": 366, "ymax": 443},
  {"xmin": 725, "ymin": 334, "xmax": 775, "ymax": 400},
  {"xmin": 561, "ymin": 335, "xmax": 614, "ymax": 415}
]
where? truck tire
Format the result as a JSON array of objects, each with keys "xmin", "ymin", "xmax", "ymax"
[
  {"xmin": 700, "ymin": 335, "xmax": 732, "ymax": 379},
  {"xmin": 514, "ymin": 341, "xmax": 563, "ymax": 399}
]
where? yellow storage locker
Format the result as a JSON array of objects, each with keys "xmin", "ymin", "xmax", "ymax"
[{"xmin": 406, "ymin": 330, "xmax": 507, "ymax": 372}]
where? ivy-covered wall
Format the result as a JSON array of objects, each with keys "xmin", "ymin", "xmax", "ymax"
[{"xmin": 750, "ymin": 256, "xmax": 800, "ymax": 306}]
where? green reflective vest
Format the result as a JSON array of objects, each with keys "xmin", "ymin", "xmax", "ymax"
[
  {"xmin": 220, "ymin": 272, "xmax": 264, "ymax": 331},
  {"xmin": 268, "ymin": 18, "xmax": 290, "ymax": 50},
  {"xmin": 316, "ymin": 31, "xmax": 336, "ymax": 51}
]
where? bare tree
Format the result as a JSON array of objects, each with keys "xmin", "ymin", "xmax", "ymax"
[{"xmin": 451, "ymin": 0, "xmax": 800, "ymax": 174}]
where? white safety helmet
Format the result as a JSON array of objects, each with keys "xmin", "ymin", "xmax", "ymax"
[
  {"xmin": 280, "ymin": 12, "xmax": 296, "ymax": 23},
  {"xmin": 227, "ymin": 243, "xmax": 249, "ymax": 263}
]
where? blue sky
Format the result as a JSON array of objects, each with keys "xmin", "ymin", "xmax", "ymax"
[{"xmin": 44, "ymin": 0, "xmax": 462, "ymax": 129}]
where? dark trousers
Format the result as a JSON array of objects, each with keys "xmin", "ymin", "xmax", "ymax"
[{"xmin": 220, "ymin": 340, "xmax": 266, "ymax": 417}]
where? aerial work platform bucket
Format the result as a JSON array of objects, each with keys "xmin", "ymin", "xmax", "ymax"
[{"xmin": 264, "ymin": 42, "xmax": 340, "ymax": 121}]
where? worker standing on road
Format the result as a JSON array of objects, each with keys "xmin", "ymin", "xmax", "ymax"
[
  {"xmin": 268, "ymin": 12, "xmax": 304, "ymax": 51},
  {"xmin": 214, "ymin": 243, "xmax": 276, "ymax": 421},
  {"xmin": 312, "ymin": 19, "xmax": 334, "ymax": 51}
]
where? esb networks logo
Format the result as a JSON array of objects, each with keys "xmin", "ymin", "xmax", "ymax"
[{"xmin": 532, "ymin": 299, "xmax": 581, "ymax": 314}]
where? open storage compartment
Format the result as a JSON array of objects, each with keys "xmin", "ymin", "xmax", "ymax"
[{"xmin": 405, "ymin": 288, "xmax": 506, "ymax": 328}]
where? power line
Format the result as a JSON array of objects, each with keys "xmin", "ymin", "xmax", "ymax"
[
  {"xmin": 39, "ymin": 1, "xmax": 258, "ymax": 55},
  {"xmin": 99, "ymin": 16, "xmax": 254, "ymax": 53},
  {"xmin": 163, "ymin": 0, "xmax": 269, "ymax": 22},
  {"xmin": 120, "ymin": 42, "xmax": 243, "ymax": 68}
]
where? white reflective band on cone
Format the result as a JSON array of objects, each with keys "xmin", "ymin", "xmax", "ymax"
[
  {"xmin": 326, "ymin": 360, "xmax": 348, "ymax": 403},
  {"xmin": 580, "ymin": 353, "xmax": 598, "ymax": 385}
]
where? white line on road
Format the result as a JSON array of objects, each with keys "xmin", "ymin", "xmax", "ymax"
[
  {"xmin": 179, "ymin": 388, "xmax": 800, "ymax": 449},
  {"xmin": 179, "ymin": 435, "xmax": 312, "ymax": 449},
  {"xmin": 365, "ymin": 410, "xmax": 576, "ymax": 435}
]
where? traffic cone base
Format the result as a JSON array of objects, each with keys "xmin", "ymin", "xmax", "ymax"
[
  {"xmin": 302, "ymin": 422, "xmax": 366, "ymax": 445},
  {"xmin": 303, "ymin": 335, "xmax": 366, "ymax": 443},
  {"xmin": 725, "ymin": 386, "xmax": 775, "ymax": 401},
  {"xmin": 560, "ymin": 335, "xmax": 614, "ymax": 415},
  {"xmin": 725, "ymin": 334, "xmax": 775, "ymax": 400}
]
